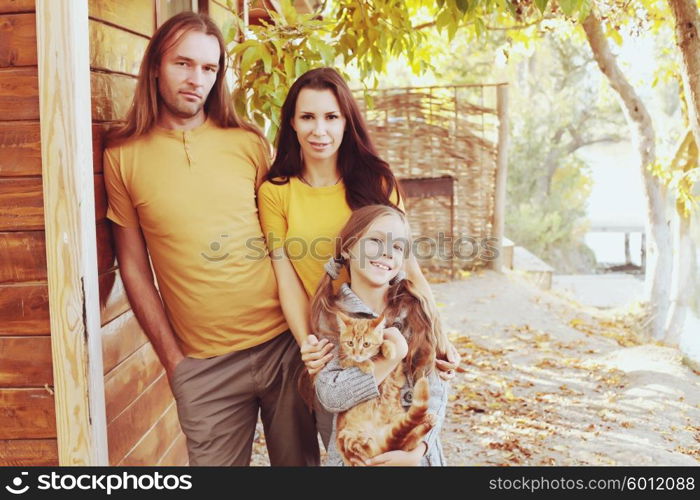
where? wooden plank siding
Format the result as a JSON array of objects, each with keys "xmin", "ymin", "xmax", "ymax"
[
  {"xmin": 0, "ymin": 0, "xmax": 55, "ymax": 464},
  {"xmin": 0, "ymin": 176, "xmax": 44, "ymax": 230},
  {"xmin": 0, "ymin": 388, "xmax": 56, "ymax": 440},
  {"xmin": 89, "ymin": 20, "xmax": 148, "ymax": 76},
  {"xmin": 106, "ymin": 373, "xmax": 173, "ymax": 465},
  {"xmin": 0, "ymin": 222, "xmax": 114, "ymax": 284},
  {"xmin": 0, "ymin": 231, "xmax": 46, "ymax": 283},
  {"xmin": 0, "ymin": 336, "xmax": 53, "ymax": 386},
  {"xmin": 101, "ymin": 311, "xmax": 149, "ymax": 376},
  {"xmin": 158, "ymin": 432, "xmax": 188, "ymax": 466},
  {"xmin": 104, "ymin": 341, "xmax": 163, "ymax": 424},
  {"xmin": 0, "ymin": 439, "xmax": 58, "ymax": 466},
  {"xmin": 0, "ymin": 0, "xmax": 35, "ymax": 15},
  {"xmin": 0, "ymin": 283, "xmax": 50, "ymax": 335},
  {"xmin": 99, "ymin": 269, "xmax": 131, "ymax": 326},
  {"xmin": 91, "ymin": 72, "xmax": 137, "ymax": 123},
  {"xmin": 119, "ymin": 402, "xmax": 180, "ymax": 466},
  {"xmin": 0, "ymin": 66, "xmax": 38, "ymax": 120},
  {"xmin": 88, "ymin": 0, "xmax": 155, "ymax": 38},
  {"xmin": 0, "ymin": 121, "xmax": 42, "ymax": 177},
  {"xmin": 0, "ymin": 13, "xmax": 37, "ymax": 67}
]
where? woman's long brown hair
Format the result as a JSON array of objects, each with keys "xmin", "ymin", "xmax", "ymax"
[
  {"xmin": 310, "ymin": 205, "xmax": 447, "ymax": 381},
  {"xmin": 267, "ymin": 68, "xmax": 402, "ymax": 210},
  {"xmin": 107, "ymin": 12, "xmax": 264, "ymax": 146}
]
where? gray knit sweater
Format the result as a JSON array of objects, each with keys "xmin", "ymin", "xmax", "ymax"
[{"xmin": 315, "ymin": 283, "xmax": 448, "ymax": 466}]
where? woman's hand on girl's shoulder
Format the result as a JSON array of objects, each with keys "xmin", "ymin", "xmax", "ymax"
[
  {"xmin": 301, "ymin": 334, "xmax": 335, "ymax": 375},
  {"xmin": 383, "ymin": 327, "xmax": 408, "ymax": 360},
  {"xmin": 436, "ymin": 341, "xmax": 461, "ymax": 381}
]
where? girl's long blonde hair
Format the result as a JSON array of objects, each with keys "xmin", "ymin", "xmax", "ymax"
[{"xmin": 310, "ymin": 205, "xmax": 448, "ymax": 380}]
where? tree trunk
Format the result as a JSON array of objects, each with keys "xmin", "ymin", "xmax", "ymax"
[
  {"xmin": 668, "ymin": 0, "xmax": 700, "ymax": 150},
  {"xmin": 582, "ymin": 10, "xmax": 673, "ymax": 340},
  {"xmin": 664, "ymin": 211, "xmax": 694, "ymax": 344}
]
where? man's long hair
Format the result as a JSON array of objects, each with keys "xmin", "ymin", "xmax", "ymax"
[{"xmin": 107, "ymin": 12, "xmax": 263, "ymax": 146}]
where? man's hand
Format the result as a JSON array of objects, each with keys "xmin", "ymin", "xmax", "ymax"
[
  {"xmin": 436, "ymin": 341, "xmax": 461, "ymax": 381},
  {"xmin": 301, "ymin": 335, "xmax": 334, "ymax": 375},
  {"xmin": 165, "ymin": 353, "xmax": 186, "ymax": 382}
]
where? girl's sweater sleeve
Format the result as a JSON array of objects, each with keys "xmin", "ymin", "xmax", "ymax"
[
  {"xmin": 422, "ymin": 372, "xmax": 449, "ymax": 458},
  {"xmin": 314, "ymin": 346, "xmax": 380, "ymax": 413}
]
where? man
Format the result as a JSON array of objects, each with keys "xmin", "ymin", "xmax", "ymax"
[{"xmin": 103, "ymin": 12, "xmax": 319, "ymax": 466}]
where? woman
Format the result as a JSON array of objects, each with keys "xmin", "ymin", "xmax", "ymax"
[{"xmin": 257, "ymin": 67, "xmax": 459, "ymax": 446}]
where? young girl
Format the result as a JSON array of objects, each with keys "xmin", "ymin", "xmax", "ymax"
[{"xmin": 311, "ymin": 205, "xmax": 449, "ymax": 466}]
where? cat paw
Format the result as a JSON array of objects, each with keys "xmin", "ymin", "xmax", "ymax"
[
  {"xmin": 422, "ymin": 413, "xmax": 437, "ymax": 429},
  {"xmin": 359, "ymin": 360, "xmax": 374, "ymax": 373},
  {"xmin": 347, "ymin": 439, "xmax": 372, "ymax": 463},
  {"xmin": 381, "ymin": 341, "xmax": 395, "ymax": 359}
]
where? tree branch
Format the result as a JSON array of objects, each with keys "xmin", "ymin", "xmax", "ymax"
[{"xmin": 412, "ymin": 15, "xmax": 554, "ymax": 32}]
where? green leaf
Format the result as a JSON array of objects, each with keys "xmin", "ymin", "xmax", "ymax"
[
  {"xmin": 240, "ymin": 45, "xmax": 261, "ymax": 76},
  {"xmin": 230, "ymin": 40, "xmax": 257, "ymax": 57},
  {"xmin": 608, "ymin": 27, "xmax": 623, "ymax": 46},
  {"xmin": 317, "ymin": 41, "xmax": 335, "ymax": 65},
  {"xmin": 295, "ymin": 58, "xmax": 307, "ymax": 76},
  {"xmin": 456, "ymin": 0, "xmax": 469, "ymax": 13},
  {"xmin": 260, "ymin": 47, "xmax": 272, "ymax": 74},
  {"xmin": 277, "ymin": 0, "xmax": 298, "ymax": 24},
  {"xmin": 577, "ymin": 0, "xmax": 592, "ymax": 22},
  {"xmin": 535, "ymin": 0, "xmax": 549, "ymax": 13},
  {"xmin": 284, "ymin": 54, "xmax": 294, "ymax": 79},
  {"xmin": 558, "ymin": 0, "xmax": 577, "ymax": 16}
]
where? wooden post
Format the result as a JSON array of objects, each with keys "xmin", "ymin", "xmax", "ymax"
[
  {"xmin": 624, "ymin": 232, "xmax": 631, "ymax": 265},
  {"xmin": 35, "ymin": 0, "xmax": 108, "ymax": 465},
  {"xmin": 492, "ymin": 84, "xmax": 509, "ymax": 272}
]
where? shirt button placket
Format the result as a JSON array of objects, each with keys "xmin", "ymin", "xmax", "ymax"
[{"xmin": 183, "ymin": 131, "xmax": 193, "ymax": 167}]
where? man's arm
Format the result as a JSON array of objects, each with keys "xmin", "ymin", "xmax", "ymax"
[{"xmin": 112, "ymin": 224, "xmax": 184, "ymax": 382}]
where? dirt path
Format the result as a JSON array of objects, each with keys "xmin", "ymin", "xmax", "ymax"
[
  {"xmin": 251, "ymin": 271, "xmax": 700, "ymax": 465},
  {"xmin": 435, "ymin": 271, "xmax": 700, "ymax": 466}
]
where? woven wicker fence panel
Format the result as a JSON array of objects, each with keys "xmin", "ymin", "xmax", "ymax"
[{"xmin": 355, "ymin": 86, "xmax": 500, "ymax": 279}]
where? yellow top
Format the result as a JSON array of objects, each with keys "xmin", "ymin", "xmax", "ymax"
[
  {"xmin": 258, "ymin": 176, "xmax": 401, "ymax": 297},
  {"xmin": 104, "ymin": 119, "xmax": 288, "ymax": 358}
]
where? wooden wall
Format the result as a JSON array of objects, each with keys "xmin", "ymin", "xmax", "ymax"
[
  {"xmin": 88, "ymin": 0, "xmax": 190, "ymax": 466},
  {"xmin": 0, "ymin": 0, "xmax": 245, "ymax": 467},
  {"xmin": 0, "ymin": 0, "xmax": 58, "ymax": 466}
]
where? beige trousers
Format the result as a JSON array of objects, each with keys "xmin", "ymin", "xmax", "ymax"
[{"xmin": 171, "ymin": 330, "xmax": 320, "ymax": 466}]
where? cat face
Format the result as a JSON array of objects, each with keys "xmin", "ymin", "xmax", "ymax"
[{"xmin": 337, "ymin": 313, "xmax": 386, "ymax": 363}]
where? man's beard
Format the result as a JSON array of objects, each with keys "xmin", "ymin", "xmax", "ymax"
[{"xmin": 160, "ymin": 94, "xmax": 205, "ymax": 119}]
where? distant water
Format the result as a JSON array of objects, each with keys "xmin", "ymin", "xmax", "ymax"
[{"xmin": 578, "ymin": 142, "xmax": 646, "ymax": 266}]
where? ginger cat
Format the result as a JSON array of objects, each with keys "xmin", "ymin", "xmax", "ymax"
[{"xmin": 334, "ymin": 312, "xmax": 435, "ymax": 466}]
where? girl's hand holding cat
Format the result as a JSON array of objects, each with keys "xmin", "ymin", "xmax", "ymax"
[
  {"xmin": 382, "ymin": 327, "xmax": 408, "ymax": 360},
  {"xmin": 301, "ymin": 335, "xmax": 335, "ymax": 375},
  {"xmin": 365, "ymin": 442, "xmax": 426, "ymax": 466}
]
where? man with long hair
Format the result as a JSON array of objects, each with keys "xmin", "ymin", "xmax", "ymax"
[{"xmin": 103, "ymin": 12, "xmax": 318, "ymax": 466}]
